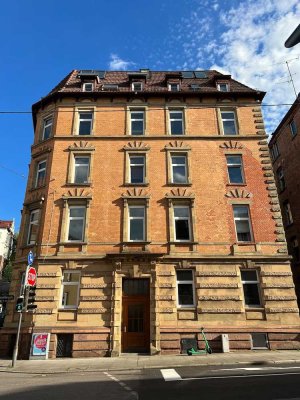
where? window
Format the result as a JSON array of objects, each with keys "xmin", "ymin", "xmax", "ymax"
[
  {"xmin": 221, "ymin": 110, "xmax": 237, "ymax": 135},
  {"xmin": 42, "ymin": 116, "xmax": 53, "ymax": 140},
  {"xmin": 176, "ymin": 270, "xmax": 195, "ymax": 307},
  {"xmin": 169, "ymin": 110, "xmax": 184, "ymax": 135},
  {"xmin": 132, "ymin": 82, "xmax": 142, "ymax": 91},
  {"xmin": 35, "ymin": 160, "xmax": 46, "ymax": 188},
  {"xmin": 241, "ymin": 270, "xmax": 261, "ymax": 307},
  {"xmin": 291, "ymin": 237, "xmax": 299, "ymax": 262},
  {"xmin": 174, "ymin": 206, "xmax": 191, "ymax": 241},
  {"xmin": 67, "ymin": 206, "xmax": 86, "ymax": 241},
  {"xmin": 83, "ymin": 82, "xmax": 93, "ymax": 92},
  {"xmin": 290, "ymin": 119, "xmax": 297, "ymax": 137},
  {"xmin": 171, "ymin": 154, "xmax": 187, "ymax": 183},
  {"xmin": 217, "ymin": 83, "xmax": 229, "ymax": 92},
  {"xmin": 276, "ymin": 167, "xmax": 285, "ymax": 192},
  {"xmin": 284, "ymin": 201, "xmax": 293, "ymax": 226},
  {"xmin": 130, "ymin": 110, "xmax": 145, "ymax": 135},
  {"xmin": 27, "ymin": 209, "xmax": 40, "ymax": 245},
  {"xmin": 102, "ymin": 84, "xmax": 119, "ymax": 91},
  {"xmin": 190, "ymin": 84, "xmax": 200, "ymax": 91},
  {"xmin": 233, "ymin": 205, "xmax": 253, "ymax": 242},
  {"xmin": 61, "ymin": 271, "xmax": 80, "ymax": 309},
  {"xmin": 78, "ymin": 112, "xmax": 93, "ymax": 135},
  {"xmin": 270, "ymin": 142, "xmax": 280, "ymax": 161},
  {"xmin": 226, "ymin": 155, "xmax": 244, "ymax": 184},
  {"xmin": 168, "ymin": 83, "xmax": 180, "ymax": 92},
  {"xmin": 128, "ymin": 206, "xmax": 145, "ymax": 241},
  {"xmin": 129, "ymin": 155, "xmax": 145, "ymax": 184},
  {"xmin": 251, "ymin": 333, "xmax": 268, "ymax": 349},
  {"xmin": 74, "ymin": 156, "xmax": 90, "ymax": 184}
]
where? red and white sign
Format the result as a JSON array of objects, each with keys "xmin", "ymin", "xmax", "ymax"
[{"xmin": 26, "ymin": 266, "xmax": 37, "ymax": 287}]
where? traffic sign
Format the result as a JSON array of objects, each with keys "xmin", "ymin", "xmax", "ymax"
[
  {"xmin": 28, "ymin": 251, "xmax": 34, "ymax": 265},
  {"xmin": 26, "ymin": 266, "xmax": 37, "ymax": 287}
]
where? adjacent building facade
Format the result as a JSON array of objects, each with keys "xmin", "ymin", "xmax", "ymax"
[
  {"xmin": 0, "ymin": 220, "xmax": 14, "ymax": 275},
  {"xmin": 269, "ymin": 95, "xmax": 300, "ymax": 308},
  {"xmin": 1, "ymin": 70, "xmax": 299, "ymax": 359}
]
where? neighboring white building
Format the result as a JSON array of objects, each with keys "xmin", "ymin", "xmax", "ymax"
[{"xmin": 0, "ymin": 220, "xmax": 14, "ymax": 274}]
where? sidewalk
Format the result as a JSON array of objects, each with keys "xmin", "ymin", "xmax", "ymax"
[{"xmin": 1, "ymin": 350, "xmax": 300, "ymax": 374}]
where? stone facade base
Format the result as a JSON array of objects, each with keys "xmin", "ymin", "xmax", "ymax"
[{"xmin": 1, "ymin": 327, "xmax": 300, "ymax": 358}]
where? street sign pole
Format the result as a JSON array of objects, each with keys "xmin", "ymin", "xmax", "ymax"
[{"xmin": 12, "ymin": 311, "xmax": 22, "ymax": 368}]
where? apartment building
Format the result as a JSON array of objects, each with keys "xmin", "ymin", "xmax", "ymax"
[
  {"xmin": 1, "ymin": 70, "xmax": 299, "ymax": 359},
  {"xmin": 269, "ymin": 95, "xmax": 300, "ymax": 308}
]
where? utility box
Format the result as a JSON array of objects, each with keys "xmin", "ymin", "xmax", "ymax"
[{"xmin": 222, "ymin": 334, "xmax": 230, "ymax": 352}]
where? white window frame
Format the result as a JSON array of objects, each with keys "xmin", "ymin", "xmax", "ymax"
[
  {"xmin": 60, "ymin": 271, "xmax": 81, "ymax": 309},
  {"xmin": 241, "ymin": 269, "xmax": 261, "ymax": 308},
  {"xmin": 128, "ymin": 205, "xmax": 145, "ymax": 242},
  {"xmin": 132, "ymin": 82, "xmax": 143, "ymax": 91},
  {"xmin": 173, "ymin": 205, "xmax": 192, "ymax": 242},
  {"xmin": 67, "ymin": 206, "xmax": 86, "ymax": 242},
  {"xmin": 27, "ymin": 209, "xmax": 40, "ymax": 245},
  {"xmin": 270, "ymin": 142, "xmax": 280, "ymax": 161},
  {"xmin": 233, "ymin": 205, "xmax": 253, "ymax": 243},
  {"xmin": 73, "ymin": 155, "xmax": 90, "ymax": 184},
  {"xmin": 169, "ymin": 110, "xmax": 184, "ymax": 135},
  {"xmin": 130, "ymin": 110, "xmax": 145, "ymax": 136},
  {"xmin": 290, "ymin": 119, "xmax": 297, "ymax": 137},
  {"xmin": 168, "ymin": 83, "xmax": 180, "ymax": 92},
  {"xmin": 221, "ymin": 110, "xmax": 238, "ymax": 135},
  {"xmin": 129, "ymin": 155, "xmax": 145, "ymax": 184},
  {"xmin": 217, "ymin": 83, "xmax": 229, "ymax": 92},
  {"xmin": 83, "ymin": 82, "xmax": 94, "ymax": 92},
  {"xmin": 35, "ymin": 160, "xmax": 47, "ymax": 188},
  {"xmin": 226, "ymin": 155, "xmax": 244, "ymax": 184},
  {"xmin": 171, "ymin": 154, "xmax": 187, "ymax": 183},
  {"xmin": 284, "ymin": 201, "xmax": 293, "ymax": 225},
  {"xmin": 78, "ymin": 111, "xmax": 93, "ymax": 135},
  {"xmin": 176, "ymin": 270, "xmax": 195, "ymax": 308},
  {"xmin": 42, "ymin": 116, "xmax": 53, "ymax": 140}
]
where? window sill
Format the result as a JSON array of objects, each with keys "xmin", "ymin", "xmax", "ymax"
[
  {"xmin": 124, "ymin": 183, "xmax": 149, "ymax": 187},
  {"xmin": 177, "ymin": 307, "xmax": 196, "ymax": 311},
  {"xmin": 226, "ymin": 183, "xmax": 246, "ymax": 187},
  {"xmin": 123, "ymin": 241, "xmax": 151, "ymax": 245},
  {"xmin": 58, "ymin": 308, "xmax": 78, "ymax": 312},
  {"xmin": 59, "ymin": 241, "xmax": 87, "ymax": 245},
  {"xmin": 65, "ymin": 182, "xmax": 92, "ymax": 187},
  {"xmin": 167, "ymin": 182, "xmax": 192, "ymax": 186},
  {"xmin": 235, "ymin": 241, "xmax": 255, "ymax": 245},
  {"xmin": 169, "ymin": 241, "xmax": 198, "ymax": 244},
  {"xmin": 245, "ymin": 307, "xmax": 264, "ymax": 311}
]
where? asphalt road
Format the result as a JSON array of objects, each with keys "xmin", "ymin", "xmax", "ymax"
[{"xmin": 1, "ymin": 363, "xmax": 300, "ymax": 400}]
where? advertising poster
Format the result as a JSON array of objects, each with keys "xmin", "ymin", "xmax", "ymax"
[{"xmin": 32, "ymin": 333, "xmax": 50, "ymax": 358}]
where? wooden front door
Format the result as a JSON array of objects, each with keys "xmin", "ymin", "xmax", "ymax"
[{"xmin": 122, "ymin": 278, "xmax": 150, "ymax": 353}]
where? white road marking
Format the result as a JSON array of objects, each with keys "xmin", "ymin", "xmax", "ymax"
[
  {"xmin": 160, "ymin": 369, "xmax": 182, "ymax": 381},
  {"xmin": 181, "ymin": 371, "xmax": 300, "ymax": 381},
  {"xmin": 103, "ymin": 371, "xmax": 139, "ymax": 399},
  {"xmin": 215, "ymin": 366, "xmax": 300, "ymax": 372}
]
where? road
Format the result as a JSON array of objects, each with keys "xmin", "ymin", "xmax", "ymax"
[{"xmin": 1, "ymin": 363, "xmax": 300, "ymax": 399}]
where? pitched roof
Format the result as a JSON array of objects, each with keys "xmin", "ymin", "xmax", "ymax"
[
  {"xmin": 33, "ymin": 69, "xmax": 265, "ymax": 112},
  {"xmin": 0, "ymin": 220, "xmax": 13, "ymax": 230}
]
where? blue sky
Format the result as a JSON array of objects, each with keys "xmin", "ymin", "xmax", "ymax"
[{"xmin": 0, "ymin": 0, "xmax": 299, "ymax": 230}]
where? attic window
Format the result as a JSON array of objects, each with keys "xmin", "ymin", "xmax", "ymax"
[
  {"xmin": 217, "ymin": 83, "xmax": 229, "ymax": 92},
  {"xmin": 132, "ymin": 82, "xmax": 143, "ymax": 92},
  {"xmin": 83, "ymin": 83, "xmax": 93, "ymax": 92},
  {"xmin": 190, "ymin": 84, "xmax": 200, "ymax": 91},
  {"xmin": 168, "ymin": 83, "xmax": 180, "ymax": 92},
  {"xmin": 102, "ymin": 84, "xmax": 119, "ymax": 91}
]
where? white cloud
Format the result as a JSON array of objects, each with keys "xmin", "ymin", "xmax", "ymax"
[
  {"xmin": 109, "ymin": 54, "xmax": 135, "ymax": 70},
  {"xmin": 168, "ymin": 0, "xmax": 300, "ymax": 134}
]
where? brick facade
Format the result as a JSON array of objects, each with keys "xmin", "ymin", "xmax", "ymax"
[{"xmin": 1, "ymin": 70, "xmax": 299, "ymax": 359}]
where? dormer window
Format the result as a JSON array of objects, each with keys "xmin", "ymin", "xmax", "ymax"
[
  {"xmin": 132, "ymin": 82, "xmax": 143, "ymax": 92},
  {"xmin": 168, "ymin": 83, "xmax": 180, "ymax": 92},
  {"xmin": 217, "ymin": 83, "xmax": 229, "ymax": 92},
  {"xmin": 83, "ymin": 83, "xmax": 93, "ymax": 92}
]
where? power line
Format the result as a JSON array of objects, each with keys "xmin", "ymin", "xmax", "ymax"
[{"xmin": 0, "ymin": 164, "xmax": 26, "ymax": 179}]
